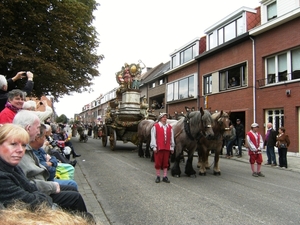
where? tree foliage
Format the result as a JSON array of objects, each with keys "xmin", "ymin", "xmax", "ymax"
[
  {"xmin": 56, "ymin": 114, "xmax": 68, "ymax": 124},
  {"xmin": 0, "ymin": 0, "xmax": 104, "ymax": 101}
]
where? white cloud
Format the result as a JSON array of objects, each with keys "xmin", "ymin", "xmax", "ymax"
[{"xmin": 55, "ymin": 0, "xmax": 259, "ymax": 118}]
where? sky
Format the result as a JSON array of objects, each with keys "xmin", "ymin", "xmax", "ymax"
[{"xmin": 54, "ymin": 0, "xmax": 260, "ymax": 119}]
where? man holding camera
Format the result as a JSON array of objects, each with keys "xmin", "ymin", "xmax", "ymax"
[{"xmin": 0, "ymin": 71, "xmax": 34, "ymax": 112}]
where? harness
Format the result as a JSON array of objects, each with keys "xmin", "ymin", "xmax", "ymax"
[{"xmin": 175, "ymin": 112, "xmax": 204, "ymax": 141}]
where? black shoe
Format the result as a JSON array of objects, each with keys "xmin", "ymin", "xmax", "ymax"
[
  {"xmin": 70, "ymin": 160, "xmax": 77, "ymax": 167},
  {"xmin": 155, "ymin": 176, "xmax": 160, "ymax": 183},
  {"xmin": 162, "ymin": 177, "xmax": 170, "ymax": 183},
  {"xmin": 73, "ymin": 154, "xmax": 81, "ymax": 158}
]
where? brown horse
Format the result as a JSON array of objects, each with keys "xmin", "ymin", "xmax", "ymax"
[
  {"xmin": 137, "ymin": 119, "xmax": 155, "ymax": 158},
  {"xmin": 197, "ymin": 110, "xmax": 231, "ymax": 176},
  {"xmin": 171, "ymin": 107, "xmax": 214, "ymax": 177}
]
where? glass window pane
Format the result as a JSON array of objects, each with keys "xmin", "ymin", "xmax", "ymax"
[
  {"xmin": 267, "ymin": 2, "xmax": 277, "ymax": 20},
  {"xmin": 188, "ymin": 76, "xmax": 194, "ymax": 97},
  {"xmin": 224, "ymin": 21, "xmax": 235, "ymax": 42},
  {"xmin": 174, "ymin": 82, "xmax": 179, "ymax": 101},
  {"xmin": 218, "ymin": 28, "xmax": 223, "ymax": 45},
  {"xmin": 267, "ymin": 57, "xmax": 275, "ymax": 84},
  {"xmin": 179, "ymin": 78, "xmax": 188, "ymax": 99},
  {"xmin": 209, "ymin": 33, "xmax": 215, "ymax": 49},
  {"xmin": 292, "ymin": 48, "xmax": 300, "ymax": 79},
  {"xmin": 184, "ymin": 47, "xmax": 193, "ymax": 63},
  {"xmin": 167, "ymin": 83, "xmax": 174, "ymax": 102},
  {"xmin": 278, "ymin": 53, "xmax": 287, "ymax": 81},
  {"xmin": 236, "ymin": 17, "xmax": 244, "ymax": 36},
  {"xmin": 219, "ymin": 72, "xmax": 226, "ymax": 91}
]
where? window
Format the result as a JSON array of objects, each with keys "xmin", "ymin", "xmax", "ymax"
[
  {"xmin": 292, "ymin": 48, "xmax": 300, "ymax": 79},
  {"xmin": 170, "ymin": 40, "xmax": 199, "ymax": 69},
  {"xmin": 224, "ymin": 21, "xmax": 235, "ymax": 42},
  {"xmin": 267, "ymin": 1, "xmax": 277, "ymax": 21},
  {"xmin": 219, "ymin": 64, "xmax": 246, "ymax": 91},
  {"xmin": 151, "ymin": 82, "xmax": 155, "ymax": 88},
  {"xmin": 218, "ymin": 29, "xmax": 224, "ymax": 45},
  {"xmin": 265, "ymin": 48, "xmax": 300, "ymax": 84},
  {"xmin": 159, "ymin": 78, "xmax": 164, "ymax": 85},
  {"xmin": 180, "ymin": 44, "xmax": 197, "ymax": 64},
  {"xmin": 209, "ymin": 16, "xmax": 244, "ymax": 50},
  {"xmin": 204, "ymin": 75, "xmax": 212, "ymax": 95},
  {"xmin": 266, "ymin": 109, "xmax": 284, "ymax": 131},
  {"xmin": 172, "ymin": 55, "xmax": 178, "ymax": 68},
  {"xmin": 167, "ymin": 74, "xmax": 196, "ymax": 102}
]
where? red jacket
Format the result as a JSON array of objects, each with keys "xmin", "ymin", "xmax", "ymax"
[{"xmin": 0, "ymin": 107, "xmax": 16, "ymax": 124}]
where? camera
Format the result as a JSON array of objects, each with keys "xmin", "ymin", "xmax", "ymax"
[
  {"xmin": 39, "ymin": 102, "xmax": 43, "ymax": 105},
  {"xmin": 22, "ymin": 72, "xmax": 27, "ymax": 76}
]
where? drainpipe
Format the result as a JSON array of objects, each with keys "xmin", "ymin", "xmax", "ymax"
[{"xmin": 250, "ymin": 36, "xmax": 256, "ymax": 122}]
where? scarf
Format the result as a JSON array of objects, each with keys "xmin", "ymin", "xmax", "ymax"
[{"xmin": 4, "ymin": 102, "xmax": 20, "ymax": 113}]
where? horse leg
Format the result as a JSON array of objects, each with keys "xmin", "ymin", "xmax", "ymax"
[
  {"xmin": 198, "ymin": 146, "xmax": 207, "ymax": 176},
  {"xmin": 213, "ymin": 148, "xmax": 221, "ymax": 175},
  {"xmin": 184, "ymin": 152, "xmax": 196, "ymax": 177},
  {"xmin": 138, "ymin": 140, "xmax": 144, "ymax": 158},
  {"xmin": 145, "ymin": 140, "xmax": 151, "ymax": 158},
  {"xmin": 171, "ymin": 151, "xmax": 182, "ymax": 177}
]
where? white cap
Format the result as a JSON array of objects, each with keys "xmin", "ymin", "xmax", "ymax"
[
  {"xmin": 157, "ymin": 112, "xmax": 167, "ymax": 121},
  {"xmin": 251, "ymin": 122, "xmax": 259, "ymax": 128}
]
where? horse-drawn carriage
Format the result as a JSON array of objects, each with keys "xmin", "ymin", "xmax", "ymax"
[{"xmin": 101, "ymin": 62, "xmax": 156, "ymax": 150}]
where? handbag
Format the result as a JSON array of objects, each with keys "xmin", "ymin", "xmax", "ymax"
[
  {"xmin": 55, "ymin": 163, "xmax": 75, "ymax": 180},
  {"xmin": 279, "ymin": 143, "xmax": 287, "ymax": 148}
]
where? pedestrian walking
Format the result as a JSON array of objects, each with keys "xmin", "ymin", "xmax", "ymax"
[
  {"xmin": 150, "ymin": 113, "xmax": 175, "ymax": 183},
  {"xmin": 246, "ymin": 123, "xmax": 265, "ymax": 177},
  {"xmin": 226, "ymin": 124, "xmax": 236, "ymax": 158}
]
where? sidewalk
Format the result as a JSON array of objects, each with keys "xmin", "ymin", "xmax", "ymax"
[
  {"xmin": 74, "ymin": 161, "xmax": 110, "ymax": 225},
  {"xmin": 222, "ymin": 148, "xmax": 300, "ymax": 173}
]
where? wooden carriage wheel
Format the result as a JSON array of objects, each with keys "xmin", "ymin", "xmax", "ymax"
[
  {"xmin": 101, "ymin": 125, "xmax": 108, "ymax": 147},
  {"xmin": 109, "ymin": 128, "xmax": 117, "ymax": 151}
]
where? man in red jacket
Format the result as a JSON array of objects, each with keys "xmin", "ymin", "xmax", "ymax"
[{"xmin": 150, "ymin": 113, "xmax": 175, "ymax": 183}]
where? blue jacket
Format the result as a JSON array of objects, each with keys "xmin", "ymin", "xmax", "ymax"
[{"xmin": 33, "ymin": 148, "xmax": 58, "ymax": 181}]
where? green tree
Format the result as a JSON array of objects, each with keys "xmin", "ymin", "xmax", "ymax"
[
  {"xmin": 56, "ymin": 114, "xmax": 68, "ymax": 124},
  {"xmin": 0, "ymin": 0, "xmax": 104, "ymax": 101}
]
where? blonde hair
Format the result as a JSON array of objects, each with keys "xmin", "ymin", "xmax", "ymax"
[
  {"xmin": 0, "ymin": 124, "xmax": 29, "ymax": 145},
  {"xmin": 0, "ymin": 202, "xmax": 99, "ymax": 225}
]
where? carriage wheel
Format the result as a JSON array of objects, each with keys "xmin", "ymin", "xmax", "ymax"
[
  {"xmin": 101, "ymin": 125, "xmax": 108, "ymax": 147},
  {"xmin": 109, "ymin": 129, "xmax": 117, "ymax": 151}
]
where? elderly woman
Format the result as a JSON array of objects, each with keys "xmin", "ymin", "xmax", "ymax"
[
  {"xmin": 0, "ymin": 89, "xmax": 26, "ymax": 124},
  {"xmin": 0, "ymin": 123, "xmax": 53, "ymax": 209},
  {"xmin": 276, "ymin": 127, "xmax": 290, "ymax": 169},
  {"xmin": 0, "ymin": 71, "xmax": 34, "ymax": 112}
]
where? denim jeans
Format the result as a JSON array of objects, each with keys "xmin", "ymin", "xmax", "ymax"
[
  {"xmin": 54, "ymin": 178, "xmax": 78, "ymax": 190},
  {"xmin": 236, "ymin": 137, "xmax": 243, "ymax": 156},
  {"xmin": 266, "ymin": 145, "xmax": 277, "ymax": 164}
]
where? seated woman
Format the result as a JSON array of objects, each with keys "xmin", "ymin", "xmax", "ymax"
[{"xmin": 0, "ymin": 123, "xmax": 53, "ymax": 209}]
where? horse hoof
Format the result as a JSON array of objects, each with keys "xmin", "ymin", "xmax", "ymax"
[
  {"xmin": 213, "ymin": 171, "xmax": 221, "ymax": 175},
  {"xmin": 199, "ymin": 172, "xmax": 206, "ymax": 176}
]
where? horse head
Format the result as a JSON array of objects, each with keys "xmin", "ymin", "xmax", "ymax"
[
  {"xmin": 215, "ymin": 110, "xmax": 231, "ymax": 140},
  {"xmin": 199, "ymin": 107, "xmax": 214, "ymax": 138}
]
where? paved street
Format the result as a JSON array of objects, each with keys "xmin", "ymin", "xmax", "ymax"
[{"xmin": 72, "ymin": 137, "xmax": 300, "ymax": 225}]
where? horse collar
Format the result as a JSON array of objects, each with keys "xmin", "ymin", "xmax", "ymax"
[{"xmin": 184, "ymin": 116, "xmax": 203, "ymax": 141}]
